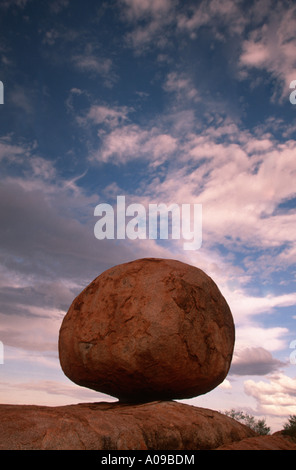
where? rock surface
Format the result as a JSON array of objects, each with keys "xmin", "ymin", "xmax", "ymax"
[
  {"xmin": 0, "ymin": 401, "xmax": 255, "ymax": 450},
  {"xmin": 216, "ymin": 432, "xmax": 296, "ymax": 450},
  {"xmin": 59, "ymin": 258, "xmax": 235, "ymax": 402}
]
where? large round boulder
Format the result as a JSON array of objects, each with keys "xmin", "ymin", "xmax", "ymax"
[{"xmin": 59, "ymin": 258, "xmax": 235, "ymax": 402}]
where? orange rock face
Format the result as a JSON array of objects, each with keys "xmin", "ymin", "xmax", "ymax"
[
  {"xmin": 216, "ymin": 433, "xmax": 296, "ymax": 450},
  {"xmin": 59, "ymin": 258, "xmax": 235, "ymax": 402},
  {"xmin": 0, "ymin": 401, "xmax": 255, "ymax": 450}
]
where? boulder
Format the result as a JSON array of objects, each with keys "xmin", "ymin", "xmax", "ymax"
[
  {"xmin": 0, "ymin": 401, "xmax": 255, "ymax": 450},
  {"xmin": 59, "ymin": 258, "xmax": 235, "ymax": 402},
  {"xmin": 216, "ymin": 432, "xmax": 296, "ymax": 450}
]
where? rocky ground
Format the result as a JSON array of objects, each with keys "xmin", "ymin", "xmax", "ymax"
[
  {"xmin": 1, "ymin": 400, "xmax": 295, "ymax": 450},
  {"xmin": 216, "ymin": 432, "xmax": 296, "ymax": 450}
]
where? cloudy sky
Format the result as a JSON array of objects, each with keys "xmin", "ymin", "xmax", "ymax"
[{"xmin": 0, "ymin": 0, "xmax": 296, "ymax": 432}]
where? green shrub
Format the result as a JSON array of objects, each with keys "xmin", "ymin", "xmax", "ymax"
[
  {"xmin": 224, "ymin": 409, "xmax": 270, "ymax": 435},
  {"xmin": 282, "ymin": 415, "xmax": 296, "ymax": 441}
]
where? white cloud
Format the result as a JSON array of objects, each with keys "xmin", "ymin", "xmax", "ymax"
[
  {"xmin": 121, "ymin": 0, "xmax": 175, "ymax": 21},
  {"xmin": 120, "ymin": 0, "xmax": 245, "ymax": 51},
  {"xmin": 10, "ymin": 86, "xmax": 34, "ymax": 114},
  {"xmin": 119, "ymin": 0, "xmax": 296, "ymax": 98},
  {"xmin": 225, "ymin": 290, "xmax": 296, "ymax": 323},
  {"xmin": 177, "ymin": 0, "xmax": 246, "ymax": 37},
  {"xmin": 71, "ymin": 43, "xmax": 117, "ymax": 86},
  {"xmin": 172, "ymin": 1, "xmax": 296, "ymax": 102},
  {"xmin": 239, "ymin": 4, "xmax": 296, "ymax": 100},
  {"xmin": 73, "ymin": 54, "xmax": 113, "ymax": 75},
  {"xmin": 93, "ymin": 123, "xmax": 177, "ymax": 165},
  {"xmin": 234, "ymin": 326, "xmax": 289, "ymax": 352},
  {"xmin": 230, "ymin": 347, "xmax": 286, "ymax": 376},
  {"xmin": 240, "ymin": 41, "xmax": 269, "ymax": 67},
  {"xmin": 163, "ymin": 71, "xmax": 200, "ymax": 102},
  {"xmin": 42, "ymin": 28, "xmax": 62, "ymax": 46},
  {"xmin": 29, "ymin": 156, "xmax": 57, "ymax": 181},
  {"xmin": 119, "ymin": 0, "xmax": 176, "ymax": 51},
  {"xmin": 85, "ymin": 104, "xmax": 130, "ymax": 128},
  {"xmin": 244, "ymin": 373, "xmax": 296, "ymax": 416},
  {"xmin": 121, "ymin": 0, "xmax": 173, "ymax": 21},
  {"xmin": 49, "ymin": 0, "xmax": 69, "ymax": 14},
  {"xmin": 0, "ymin": 309, "xmax": 62, "ymax": 352},
  {"xmin": 0, "ymin": 137, "xmax": 29, "ymax": 162},
  {"xmin": 0, "ymin": 377, "xmax": 115, "ymax": 406},
  {"xmin": 137, "ymin": 120, "xmax": 296, "ymax": 271},
  {"xmin": 218, "ymin": 378, "xmax": 232, "ymax": 390}
]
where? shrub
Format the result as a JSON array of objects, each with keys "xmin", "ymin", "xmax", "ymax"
[
  {"xmin": 282, "ymin": 415, "xmax": 296, "ymax": 441},
  {"xmin": 224, "ymin": 409, "xmax": 270, "ymax": 435}
]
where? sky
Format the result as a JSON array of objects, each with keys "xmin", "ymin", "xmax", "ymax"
[{"xmin": 0, "ymin": 0, "xmax": 296, "ymax": 433}]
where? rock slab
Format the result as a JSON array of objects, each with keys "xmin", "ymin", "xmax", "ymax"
[
  {"xmin": 216, "ymin": 433, "xmax": 296, "ymax": 450},
  {"xmin": 0, "ymin": 401, "xmax": 255, "ymax": 450},
  {"xmin": 59, "ymin": 258, "xmax": 235, "ymax": 402}
]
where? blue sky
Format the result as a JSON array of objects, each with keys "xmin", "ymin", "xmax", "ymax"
[{"xmin": 0, "ymin": 0, "xmax": 296, "ymax": 431}]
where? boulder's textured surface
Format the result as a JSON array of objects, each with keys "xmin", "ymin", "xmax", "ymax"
[
  {"xmin": 216, "ymin": 433, "xmax": 296, "ymax": 450},
  {"xmin": 0, "ymin": 401, "xmax": 256, "ymax": 450},
  {"xmin": 59, "ymin": 258, "xmax": 235, "ymax": 402}
]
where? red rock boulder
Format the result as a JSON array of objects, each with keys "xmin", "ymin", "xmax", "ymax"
[
  {"xmin": 59, "ymin": 258, "xmax": 235, "ymax": 402},
  {"xmin": 216, "ymin": 433, "xmax": 296, "ymax": 450},
  {"xmin": 0, "ymin": 401, "xmax": 255, "ymax": 450}
]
